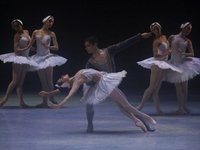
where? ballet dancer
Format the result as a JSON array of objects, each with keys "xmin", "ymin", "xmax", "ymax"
[
  {"xmin": 27, "ymin": 15, "xmax": 67, "ymax": 108},
  {"xmin": 0, "ymin": 19, "xmax": 37, "ymax": 108},
  {"xmin": 84, "ymin": 33, "xmax": 157, "ymax": 132},
  {"xmin": 164, "ymin": 22, "xmax": 200, "ymax": 115},
  {"xmin": 39, "ymin": 69, "xmax": 157, "ymax": 132},
  {"xmin": 136, "ymin": 22, "xmax": 182, "ymax": 115}
]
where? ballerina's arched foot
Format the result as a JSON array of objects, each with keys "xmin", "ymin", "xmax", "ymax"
[
  {"xmin": 0, "ymin": 97, "xmax": 8, "ymax": 107},
  {"xmin": 135, "ymin": 119, "xmax": 147, "ymax": 132},
  {"xmin": 36, "ymin": 102, "xmax": 49, "ymax": 108},
  {"xmin": 171, "ymin": 109, "xmax": 184, "ymax": 115},
  {"xmin": 142, "ymin": 115, "xmax": 156, "ymax": 126},
  {"xmin": 183, "ymin": 106, "xmax": 191, "ymax": 114},
  {"xmin": 20, "ymin": 102, "xmax": 29, "ymax": 108}
]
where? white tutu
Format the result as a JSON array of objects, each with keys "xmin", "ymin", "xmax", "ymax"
[
  {"xmin": 28, "ymin": 53, "xmax": 67, "ymax": 71},
  {"xmin": 137, "ymin": 57, "xmax": 182, "ymax": 73},
  {"xmin": 164, "ymin": 57, "xmax": 200, "ymax": 83},
  {"xmin": 27, "ymin": 35, "xmax": 67, "ymax": 71},
  {"xmin": 0, "ymin": 52, "xmax": 38, "ymax": 67},
  {"xmin": 80, "ymin": 69, "xmax": 127, "ymax": 105}
]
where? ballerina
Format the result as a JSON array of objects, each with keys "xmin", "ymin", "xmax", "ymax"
[
  {"xmin": 164, "ymin": 22, "xmax": 200, "ymax": 115},
  {"xmin": 39, "ymin": 69, "xmax": 157, "ymax": 132},
  {"xmin": 0, "ymin": 19, "xmax": 37, "ymax": 108},
  {"xmin": 136, "ymin": 22, "xmax": 182, "ymax": 115},
  {"xmin": 27, "ymin": 15, "xmax": 67, "ymax": 108}
]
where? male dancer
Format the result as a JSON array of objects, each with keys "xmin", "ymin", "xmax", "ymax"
[{"xmin": 85, "ymin": 32, "xmax": 156, "ymax": 132}]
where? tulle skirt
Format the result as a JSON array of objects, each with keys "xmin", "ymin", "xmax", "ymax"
[
  {"xmin": 0, "ymin": 52, "xmax": 38, "ymax": 67},
  {"xmin": 137, "ymin": 57, "xmax": 182, "ymax": 73},
  {"xmin": 28, "ymin": 53, "xmax": 67, "ymax": 71},
  {"xmin": 80, "ymin": 69, "xmax": 127, "ymax": 105},
  {"xmin": 164, "ymin": 57, "xmax": 200, "ymax": 83}
]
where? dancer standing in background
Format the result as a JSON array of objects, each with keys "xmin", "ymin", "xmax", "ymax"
[
  {"xmin": 27, "ymin": 15, "xmax": 67, "ymax": 108},
  {"xmin": 0, "ymin": 19, "xmax": 37, "ymax": 108},
  {"xmin": 164, "ymin": 22, "xmax": 200, "ymax": 115},
  {"xmin": 136, "ymin": 22, "xmax": 182, "ymax": 115}
]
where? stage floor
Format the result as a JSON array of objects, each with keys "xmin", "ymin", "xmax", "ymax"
[{"xmin": 0, "ymin": 89, "xmax": 200, "ymax": 150}]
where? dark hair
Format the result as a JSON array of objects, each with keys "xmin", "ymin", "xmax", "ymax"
[{"xmin": 84, "ymin": 36, "xmax": 98, "ymax": 45}]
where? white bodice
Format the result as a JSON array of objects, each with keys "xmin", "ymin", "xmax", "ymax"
[
  {"xmin": 170, "ymin": 35, "xmax": 188, "ymax": 62},
  {"xmin": 17, "ymin": 37, "xmax": 30, "ymax": 57},
  {"xmin": 35, "ymin": 35, "xmax": 51, "ymax": 56},
  {"xmin": 156, "ymin": 42, "xmax": 169, "ymax": 61}
]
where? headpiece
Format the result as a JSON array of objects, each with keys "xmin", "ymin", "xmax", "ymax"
[
  {"xmin": 11, "ymin": 19, "xmax": 23, "ymax": 26},
  {"xmin": 150, "ymin": 22, "xmax": 161, "ymax": 31},
  {"xmin": 180, "ymin": 22, "xmax": 190, "ymax": 29},
  {"xmin": 55, "ymin": 82, "xmax": 71, "ymax": 89},
  {"xmin": 42, "ymin": 15, "xmax": 53, "ymax": 23}
]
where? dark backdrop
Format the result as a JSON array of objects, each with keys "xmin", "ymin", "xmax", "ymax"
[{"xmin": 0, "ymin": 0, "xmax": 200, "ymax": 93}]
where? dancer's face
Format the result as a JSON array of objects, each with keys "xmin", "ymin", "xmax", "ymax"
[
  {"xmin": 151, "ymin": 25, "xmax": 161, "ymax": 35},
  {"xmin": 45, "ymin": 17, "xmax": 54, "ymax": 28},
  {"xmin": 12, "ymin": 22, "xmax": 23, "ymax": 32},
  {"xmin": 183, "ymin": 24, "xmax": 192, "ymax": 35},
  {"xmin": 58, "ymin": 74, "xmax": 69, "ymax": 83},
  {"xmin": 85, "ymin": 41, "xmax": 97, "ymax": 54}
]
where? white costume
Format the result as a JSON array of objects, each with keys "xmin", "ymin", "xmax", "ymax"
[
  {"xmin": 164, "ymin": 35, "xmax": 200, "ymax": 83},
  {"xmin": 0, "ymin": 37, "xmax": 38, "ymax": 67},
  {"xmin": 80, "ymin": 69, "xmax": 127, "ymax": 105},
  {"xmin": 28, "ymin": 35, "xmax": 67, "ymax": 71},
  {"xmin": 137, "ymin": 42, "xmax": 182, "ymax": 73}
]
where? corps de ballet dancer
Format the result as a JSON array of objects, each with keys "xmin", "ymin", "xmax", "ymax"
[
  {"xmin": 39, "ymin": 69, "xmax": 157, "ymax": 132},
  {"xmin": 0, "ymin": 19, "xmax": 38, "ymax": 108},
  {"xmin": 136, "ymin": 22, "xmax": 182, "ymax": 115},
  {"xmin": 164, "ymin": 22, "xmax": 200, "ymax": 115},
  {"xmin": 27, "ymin": 15, "xmax": 67, "ymax": 108}
]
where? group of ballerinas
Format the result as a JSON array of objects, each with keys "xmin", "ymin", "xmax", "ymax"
[
  {"xmin": 0, "ymin": 15, "xmax": 199, "ymax": 132},
  {"xmin": 0, "ymin": 16, "xmax": 67, "ymax": 108},
  {"xmin": 137, "ymin": 22, "xmax": 200, "ymax": 115}
]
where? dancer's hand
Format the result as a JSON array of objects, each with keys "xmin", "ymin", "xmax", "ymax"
[
  {"xmin": 39, "ymin": 91, "xmax": 49, "ymax": 97},
  {"xmin": 92, "ymin": 73, "xmax": 101, "ymax": 83},
  {"xmin": 176, "ymin": 46, "xmax": 183, "ymax": 54},
  {"xmin": 49, "ymin": 103, "xmax": 61, "ymax": 109},
  {"xmin": 141, "ymin": 32, "xmax": 151, "ymax": 38},
  {"xmin": 39, "ymin": 39, "xmax": 49, "ymax": 48}
]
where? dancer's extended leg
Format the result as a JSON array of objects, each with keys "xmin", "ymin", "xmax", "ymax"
[{"xmin": 109, "ymin": 88, "xmax": 156, "ymax": 126}]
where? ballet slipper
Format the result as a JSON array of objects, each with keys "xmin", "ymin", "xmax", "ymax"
[
  {"xmin": 142, "ymin": 114, "xmax": 156, "ymax": 126},
  {"xmin": 183, "ymin": 106, "xmax": 191, "ymax": 113},
  {"xmin": 135, "ymin": 119, "xmax": 147, "ymax": 132},
  {"xmin": 36, "ymin": 102, "xmax": 49, "ymax": 108},
  {"xmin": 0, "ymin": 97, "xmax": 8, "ymax": 107},
  {"xmin": 171, "ymin": 108, "xmax": 184, "ymax": 115}
]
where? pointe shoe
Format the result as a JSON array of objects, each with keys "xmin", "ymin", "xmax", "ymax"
[
  {"xmin": 136, "ymin": 115, "xmax": 156, "ymax": 132},
  {"xmin": 0, "ymin": 97, "xmax": 8, "ymax": 107},
  {"xmin": 156, "ymin": 110, "xmax": 166, "ymax": 116},
  {"xmin": 183, "ymin": 106, "xmax": 191, "ymax": 114},
  {"xmin": 171, "ymin": 109, "xmax": 184, "ymax": 115},
  {"xmin": 142, "ymin": 115, "xmax": 156, "ymax": 126},
  {"xmin": 20, "ymin": 102, "xmax": 29, "ymax": 108},
  {"xmin": 135, "ymin": 120, "xmax": 147, "ymax": 132}
]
